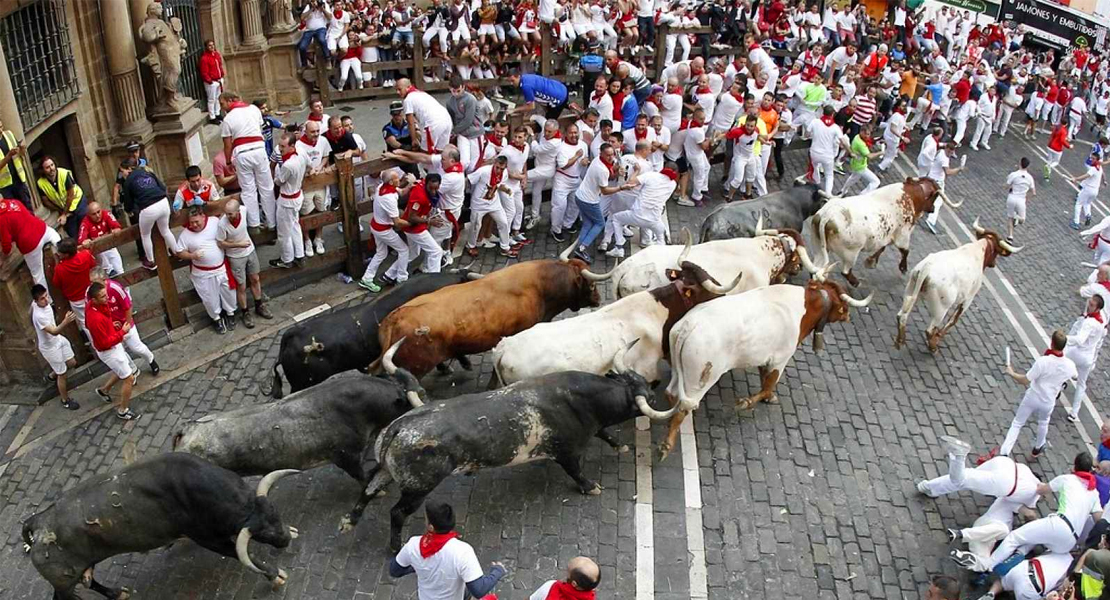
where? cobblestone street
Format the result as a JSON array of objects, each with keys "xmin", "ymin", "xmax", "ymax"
[{"xmin": 3, "ymin": 116, "xmax": 1109, "ymax": 600}]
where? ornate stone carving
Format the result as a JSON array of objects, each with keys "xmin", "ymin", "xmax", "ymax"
[
  {"xmin": 267, "ymin": 0, "xmax": 297, "ymax": 33},
  {"xmin": 138, "ymin": 1, "xmax": 189, "ymax": 108}
]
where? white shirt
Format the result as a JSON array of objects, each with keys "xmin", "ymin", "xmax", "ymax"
[
  {"xmin": 1083, "ymin": 165, "xmax": 1104, "ymax": 193},
  {"xmin": 650, "ymin": 127, "xmax": 670, "ymax": 172},
  {"xmin": 303, "ymin": 5, "xmax": 330, "ymax": 30},
  {"xmin": 634, "ymin": 172, "xmax": 675, "ymax": 218},
  {"xmin": 498, "ymin": 143, "xmax": 529, "ymax": 190},
  {"xmin": 749, "ymin": 46, "xmax": 777, "ymax": 79},
  {"xmin": 220, "ymin": 104, "xmax": 266, "ymax": 157},
  {"xmin": 177, "ymin": 217, "xmax": 226, "ymax": 272},
  {"xmin": 826, "ymin": 47, "xmax": 858, "ymax": 71},
  {"xmin": 32, "ymin": 302, "xmax": 63, "ymax": 352},
  {"xmin": 578, "ymin": 157, "xmax": 614, "ymax": 204},
  {"xmin": 927, "ymin": 152, "xmax": 951, "ymax": 187},
  {"xmin": 1072, "ymin": 97, "xmax": 1089, "ymax": 117},
  {"xmin": 1023, "ymin": 353, "xmax": 1079, "ymax": 406},
  {"xmin": 1067, "ymin": 314, "xmax": 1106, "ymax": 361},
  {"xmin": 918, "ymin": 135, "xmax": 939, "ymax": 167},
  {"xmin": 371, "ymin": 184, "xmax": 401, "ymax": 227},
  {"xmin": 589, "ymin": 93, "xmax": 614, "ymax": 123},
  {"xmin": 637, "ymin": 0, "xmax": 654, "ymax": 18},
  {"xmin": 404, "ymin": 89, "xmax": 453, "ymax": 132},
  {"xmin": 1006, "ymin": 169, "xmax": 1035, "ymax": 201},
  {"xmin": 821, "ymin": 8, "xmax": 839, "ymax": 30},
  {"xmin": 660, "ymin": 93, "xmax": 683, "ymax": 132},
  {"xmin": 710, "ymin": 93, "xmax": 744, "ymax": 133},
  {"xmin": 275, "ymin": 151, "xmax": 308, "ymax": 206},
  {"xmin": 395, "ymin": 536, "xmax": 484, "ymax": 600},
  {"xmin": 694, "ymin": 90, "xmax": 716, "ymax": 124},
  {"xmin": 216, "ymin": 213, "xmax": 254, "ymax": 259},
  {"xmin": 554, "ymin": 141, "xmax": 589, "ymax": 180},
  {"xmin": 539, "ymin": 0, "xmax": 558, "ymax": 21},
  {"xmin": 428, "ymin": 155, "xmax": 465, "ymax": 211},
  {"xmin": 807, "ymin": 119, "xmax": 844, "ymax": 161},
  {"xmin": 468, "ymin": 165, "xmax": 507, "ymax": 212},
  {"xmin": 894, "ymin": 7, "xmax": 906, "ymax": 26},
  {"xmin": 977, "ymin": 93, "xmax": 996, "ymax": 122},
  {"xmin": 295, "ymin": 135, "xmax": 332, "ymax": 171},
  {"xmin": 327, "ymin": 9, "xmax": 351, "ymax": 39},
  {"xmin": 884, "ymin": 111, "xmax": 906, "ymax": 140},
  {"xmin": 1049, "ymin": 473, "xmax": 1102, "ymax": 528},
  {"xmin": 683, "ymin": 125, "xmax": 708, "ymax": 163},
  {"xmin": 622, "ymin": 128, "xmax": 656, "ymax": 154},
  {"xmin": 530, "ymin": 134, "xmax": 563, "ymax": 173}
]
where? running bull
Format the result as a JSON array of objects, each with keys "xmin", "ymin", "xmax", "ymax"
[
  {"xmin": 175, "ymin": 340, "xmax": 422, "ymax": 490},
  {"xmin": 491, "ymin": 261, "xmax": 742, "ymax": 386},
  {"xmin": 895, "ymin": 218, "xmax": 1022, "ymax": 352},
  {"xmin": 374, "ymin": 252, "xmax": 611, "ymax": 377},
  {"xmin": 609, "ymin": 220, "xmax": 819, "ymax": 299},
  {"xmin": 22, "ymin": 454, "xmax": 299, "ymax": 599},
  {"xmin": 270, "ymin": 270, "xmax": 481, "ymax": 398},
  {"xmin": 810, "ymin": 178, "xmax": 957, "ymax": 287},
  {"xmin": 699, "ymin": 180, "xmax": 829, "ymax": 242},
  {"xmin": 657, "ymin": 264, "xmax": 872, "ymax": 459},
  {"xmin": 340, "ymin": 344, "xmax": 678, "ymax": 551}
]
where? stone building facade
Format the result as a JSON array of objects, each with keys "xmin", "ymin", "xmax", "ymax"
[{"xmin": 0, "ymin": 0, "xmax": 310, "ymax": 378}]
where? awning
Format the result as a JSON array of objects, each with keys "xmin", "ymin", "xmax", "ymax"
[{"xmin": 1000, "ymin": 0, "xmax": 1109, "ymax": 50}]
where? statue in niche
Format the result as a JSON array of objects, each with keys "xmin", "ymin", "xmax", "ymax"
[
  {"xmin": 138, "ymin": 1, "xmax": 188, "ymax": 108},
  {"xmin": 268, "ymin": 0, "xmax": 298, "ymax": 32}
]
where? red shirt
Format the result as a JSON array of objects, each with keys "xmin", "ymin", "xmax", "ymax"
[
  {"xmin": 0, "ymin": 198, "xmax": 46, "ymax": 255},
  {"xmin": 85, "ymin": 278, "xmax": 132, "ymax": 324},
  {"xmin": 77, "ymin": 212, "xmax": 122, "ymax": 245},
  {"xmin": 1046, "ymin": 83, "xmax": 1060, "ymax": 103},
  {"xmin": 402, "ymin": 182, "xmax": 433, "ymax": 234},
  {"xmin": 1049, "ymin": 125, "xmax": 1071, "ymax": 152},
  {"xmin": 52, "ymin": 250, "xmax": 95, "ymax": 302},
  {"xmin": 1057, "ymin": 88, "xmax": 1071, "ymax": 107},
  {"xmin": 954, "ymin": 79, "xmax": 972, "ymax": 104},
  {"xmin": 198, "ymin": 50, "xmax": 225, "ymax": 83},
  {"xmin": 86, "ymin": 301, "xmax": 124, "ymax": 352}
]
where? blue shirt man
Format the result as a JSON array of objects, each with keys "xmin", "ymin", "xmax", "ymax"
[
  {"xmin": 620, "ymin": 94, "xmax": 639, "ymax": 131},
  {"xmin": 507, "ymin": 71, "xmax": 569, "ymax": 118}
]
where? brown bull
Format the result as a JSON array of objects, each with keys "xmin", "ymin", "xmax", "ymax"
[{"xmin": 376, "ymin": 254, "xmax": 610, "ymax": 377}]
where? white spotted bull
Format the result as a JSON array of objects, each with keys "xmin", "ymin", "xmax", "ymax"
[
  {"xmin": 658, "ymin": 265, "xmax": 872, "ymax": 459},
  {"xmin": 490, "ymin": 260, "xmax": 742, "ymax": 387},
  {"xmin": 21, "ymin": 454, "xmax": 299, "ymax": 599},
  {"xmin": 609, "ymin": 221, "xmax": 818, "ymax": 299},
  {"xmin": 810, "ymin": 178, "xmax": 956, "ymax": 287},
  {"xmin": 895, "ymin": 218, "xmax": 1022, "ymax": 352},
  {"xmin": 339, "ymin": 344, "xmax": 678, "ymax": 552}
]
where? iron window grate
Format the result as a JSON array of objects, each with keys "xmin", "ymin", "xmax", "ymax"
[{"xmin": 0, "ymin": 0, "xmax": 80, "ymax": 131}]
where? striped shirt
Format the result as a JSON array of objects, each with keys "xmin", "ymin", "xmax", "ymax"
[{"xmin": 853, "ymin": 96, "xmax": 878, "ymax": 126}]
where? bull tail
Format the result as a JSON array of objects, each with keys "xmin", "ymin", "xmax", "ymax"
[
  {"xmin": 812, "ymin": 215, "xmax": 831, "ymax": 268},
  {"xmin": 665, "ymin": 324, "xmax": 699, "ymax": 413},
  {"xmin": 899, "ymin": 266, "xmax": 928, "ymax": 322},
  {"xmin": 270, "ymin": 362, "xmax": 285, "ymax": 400},
  {"xmin": 489, "ymin": 354, "xmax": 506, "ymax": 390}
]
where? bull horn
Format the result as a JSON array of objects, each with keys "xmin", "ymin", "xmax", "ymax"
[
  {"xmin": 814, "ymin": 262, "xmax": 838, "ymax": 283},
  {"xmin": 839, "ymin": 291, "xmax": 874, "ymax": 308},
  {"xmin": 256, "ymin": 469, "xmax": 300, "ymax": 498},
  {"xmin": 940, "ymin": 190, "xmax": 963, "ymax": 209},
  {"xmin": 971, "ymin": 217, "xmax": 985, "ymax": 235},
  {"xmin": 236, "ymin": 529, "xmax": 265, "ymax": 574},
  {"xmin": 700, "ymin": 272, "xmax": 743, "ymax": 295},
  {"xmin": 998, "ymin": 239, "xmax": 1024, "ymax": 254},
  {"xmin": 382, "ymin": 337, "xmax": 406, "ymax": 375},
  {"xmin": 612, "ymin": 338, "xmax": 640, "ymax": 373},
  {"xmin": 755, "ymin": 215, "xmax": 779, "ymax": 236},
  {"xmin": 558, "ymin": 244, "xmax": 575, "ymax": 262},
  {"xmin": 580, "ymin": 264, "xmax": 616, "ymax": 282},
  {"xmin": 635, "ymin": 394, "xmax": 681, "ymax": 421},
  {"xmin": 816, "ymin": 189, "xmax": 835, "ymax": 199},
  {"xmin": 466, "ymin": 272, "xmax": 484, "ymax": 280},
  {"xmin": 676, "ymin": 228, "xmax": 693, "ymax": 266},
  {"xmin": 796, "ymin": 245, "xmax": 821, "ymax": 274}
]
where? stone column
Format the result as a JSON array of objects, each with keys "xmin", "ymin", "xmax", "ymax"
[
  {"xmin": 241, "ymin": 0, "xmax": 266, "ymax": 47},
  {"xmin": 100, "ymin": 0, "xmax": 151, "ymax": 137},
  {"xmin": 0, "ymin": 41, "xmax": 25, "ymax": 139}
]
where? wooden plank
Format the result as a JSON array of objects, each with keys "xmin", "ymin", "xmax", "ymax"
[
  {"xmin": 336, "ymin": 157, "xmax": 364, "ymax": 276},
  {"xmin": 316, "ymin": 46, "xmax": 332, "ymax": 106},
  {"xmin": 153, "ymin": 228, "xmax": 185, "ymax": 329},
  {"xmin": 412, "ymin": 29, "xmax": 425, "ymax": 90},
  {"xmin": 654, "ymin": 25, "xmax": 670, "ymax": 79}
]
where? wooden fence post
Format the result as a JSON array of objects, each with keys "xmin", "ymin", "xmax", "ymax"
[
  {"xmin": 413, "ymin": 28, "xmax": 425, "ymax": 89},
  {"xmin": 654, "ymin": 25, "xmax": 669, "ymax": 80},
  {"xmin": 540, "ymin": 25, "xmax": 553, "ymax": 77},
  {"xmin": 336, "ymin": 157, "xmax": 364, "ymax": 277},
  {"xmin": 316, "ymin": 45, "xmax": 332, "ymax": 107},
  {"xmin": 154, "ymin": 230, "xmax": 186, "ymax": 329}
]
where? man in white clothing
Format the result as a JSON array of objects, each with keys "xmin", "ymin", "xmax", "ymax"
[
  {"xmin": 527, "ymin": 120, "xmax": 563, "ymax": 229},
  {"xmin": 466, "ymin": 157, "xmax": 519, "ymax": 258},
  {"xmin": 1005, "ymin": 158, "xmax": 1036, "ymax": 241},
  {"xmin": 294, "ymin": 121, "xmax": 332, "ymax": 256},
  {"xmin": 360, "ymin": 171, "xmax": 412, "ymax": 292},
  {"xmin": 607, "ymin": 168, "xmax": 676, "ymax": 257},
  {"xmin": 969, "ymin": 88, "xmax": 996, "ymax": 151},
  {"xmin": 550, "ymin": 124, "xmax": 590, "ymax": 242},
  {"xmin": 1065, "ymin": 294, "xmax": 1106, "ymax": 421},
  {"xmin": 924, "ymin": 143, "xmax": 965, "ymax": 234},
  {"xmin": 31, "ymin": 284, "xmax": 79, "ymax": 410},
  {"xmin": 877, "ymin": 101, "xmax": 908, "ymax": 171},
  {"xmin": 529, "ymin": 557, "xmax": 600, "ymax": 600},
  {"xmin": 971, "ymin": 552, "xmax": 1073, "ymax": 600},
  {"xmin": 499, "ymin": 127, "xmax": 531, "ymax": 244},
  {"xmin": 270, "ymin": 132, "xmax": 307, "ymax": 269},
  {"xmin": 1072, "ymin": 155, "xmax": 1104, "ymax": 230},
  {"xmin": 387, "ymin": 146, "xmax": 466, "ymax": 265},
  {"xmin": 175, "ymin": 207, "xmax": 238, "ymax": 334},
  {"xmin": 806, "ymin": 106, "xmax": 849, "ymax": 195},
  {"xmin": 397, "ymin": 78, "xmax": 453, "ymax": 153},
  {"xmin": 988, "ymin": 332, "xmax": 1078, "ymax": 459},
  {"xmin": 219, "ymin": 91, "xmax": 276, "ymax": 230},
  {"xmin": 1083, "ymin": 216, "xmax": 1110, "ymax": 266},
  {"xmin": 217, "ymin": 200, "xmax": 271, "ymax": 329}
]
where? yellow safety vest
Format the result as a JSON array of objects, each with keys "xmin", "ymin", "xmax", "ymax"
[
  {"xmin": 0, "ymin": 130, "xmax": 26, "ymax": 188},
  {"xmin": 37, "ymin": 167, "xmax": 83, "ymax": 212}
]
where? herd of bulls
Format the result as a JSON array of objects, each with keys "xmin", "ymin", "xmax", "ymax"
[{"xmin": 21, "ymin": 177, "xmax": 1022, "ymax": 599}]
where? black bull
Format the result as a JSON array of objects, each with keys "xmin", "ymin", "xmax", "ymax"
[
  {"xmin": 21, "ymin": 454, "xmax": 299, "ymax": 600},
  {"xmin": 269, "ymin": 270, "xmax": 480, "ymax": 398},
  {"xmin": 338, "ymin": 362, "xmax": 680, "ymax": 552},
  {"xmin": 699, "ymin": 180, "xmax": 827, "ymax": 242}
]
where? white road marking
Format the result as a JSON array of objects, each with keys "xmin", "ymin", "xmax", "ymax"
[
  {"xmin": 680, "ymin": 415, "xmax": 708, "ymax": 600},
  {"xmin": 293, "ymin": 304, "xmax": 333, "ymax": 322},
  {"xmin": 635, "ymin": 415, "xmax": 655, "ymax": 600}
]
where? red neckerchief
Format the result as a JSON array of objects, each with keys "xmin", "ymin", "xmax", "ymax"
[
  {"xmin": 669, "ymin": 86, "xmax": 682, "ymax": 95},
  {"xmin": 444, "ymin": 162, "xmax": 464, "ymax": 173},
  {"xmin": 488, "ymin": 166, "xmax": 504, "ymax": 189},
  {"xmin": 730, "ymin": 90, "xmax": 744, "ymax": 103},
  {"xmin": 299, "ymin": 135, "xmax": 315, "ymax": 146},
  {"xmin": 1102, "ymin": 438, "xmax": 1110, "ymax": 451},
  {"xmin": 485, "ymin": 133, "xmax": 503, "ymax": 148},
  {"xmin": 228, "ymin": 214, "xmax": 242, "ymax": 228},
  {"xmin": 635, "ymin": 128, "xmax": 647, "ymax": 140},
  {"xmin": 592, "ymin": 90, "xmax": 606, "ymax": 102},
  {"xmin": 894, "ymin": 106, "xmax": 906, "ymax": 115},
  {"xmin": 405, "ymin": 85, "xmax": 419, "ymax": 96},
  {"xmin": 1076, "ymin": 471, "xmax": 1098, "ymax": 491},
  {"xmin": 549, "ymin": 131, "xmax": 562, "ymax": 140},
  {"xmin": 648, "ymin": 96, "xmax": 662, "ymax": 109},
  {"xmin": 545, "ymin": 581, "xmax": 596, "ymax": 600},
  {"xmin": 227, "ymin": 101, "xmax": 249, "ymax": 111},
  {"xmin": 1044, "ymin": 348, "xmax": 1064, "ymax": 357},
  {"xmin": 1099, "ymin": 281, "xmax": 1110, "ymax": 294},
  {"xmin": 378, "ymin": 183, "xmax": 398, "ymax": 196},
  {"xmin": 696, "ymin": 86, "xmax": 711, "ymax": 94},
  {"xmin": 334, "ymin": 9, "xmax": 344, "ymax": 18},
  {"xmin": 748, "ymin": 42, "xmax": 761, "ymax": 51},
  {"xmin": 281, "ymin": 151, "xmax": 297, "ymax": 162},
  {"xmin": 419, "ymin": 531, "xmax": 458, "ymax": 558},
  {"xmin": 1090, "ymin": 311, "xmax": 1105, "ymax": 323},
  {"xmin": 510, "ymin": 141, "xmax": 526, "ymax": 152},
  {"xmin": 307, "ymin": 113, "xmax": 324, "ymax": 122},
  {"xmin": 600, "ymin": 156, "xmax": 617, "ymax": 178},
  {"xmin": 820, "ymin": 115, "xmax": 835, "ymax": 126}
]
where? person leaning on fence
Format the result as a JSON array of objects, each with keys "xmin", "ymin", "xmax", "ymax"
[
  {"xmin": 51, "ymin": 238, "xmax": 95, "ymax": 332},
  {"xmin": 0, "ymin": 196, "xmax": 59, "ymax": 289},
  {"xmin": 119, "ymin": 158, "xmax": 176, "ymax": 272},
  {"xmin": 36, "ymin": 155, "xmax": 88, "ymax": 240},
  {"xmin": 30, "ymin": 283, "xmax": 79, "ymax": 411},
  {"xmin": 270, "ymin": 132, "xmax": 308, "ymax": 270},
  {"xmin": 217, "ymin": 199, "xmax": 273, "ymax": 329},
  {"xmin": 220, "ymin": 90, "xmax": 277, "ymax": 232},
  {"xmin": 175, "ymin": 206, "xmax": 239, "ymax": 336},
  {"xmin": 77, "ymin": 201, "xmax": 124, "ymax": 277}
]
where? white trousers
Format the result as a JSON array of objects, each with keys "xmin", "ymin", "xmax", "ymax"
[
  {"xmin": 925, "ymin": 185, "xmax": 945, "ymax": 228},
  {"xmin": 191, "ymin": 270, "xmax": 237, "ymax": 320},
  {"xmin": 999, "ymin": 395, "xmax": 1054, "ymax": 456},
  {"xmin": 996, "ymin": 105, "xmax": 1015, "ymax": 135},
  {"xmin": 921, "ymin": 454, "xmax": 1018, "ymax": 498},
  {"xmin": 664, "ymin": 34, "xmax": 691, "ymax": 67},
  {"xmin": 1093, "ymin": 235, "xmax": 1110, "ymax": 265},
  {"xmin": 755, "ymin": 147, "xmax": 771, "ymax": 197},
  {"xmin": 690, "ymin": 156, "xmax": 709, "ymax": 201},
  {"xmin": 611, "ymin": 210, "xmax": 666, "ymax": 248},
  {"xmin": 971, "ymin": 117, "xmax": 993, "ymax": 147},
  {"xmin": 502, "ymin": 186, "xmax": 524, "ymax": 231},
  {"xmin": 467, "ymin": 206, "xmax": 512, "ymax": 250},
  {"xmin": 1076, "ymin": 188, "xmax": 1098, "ymax": 223},
  {"xmin": 234, "ymin": 148, "xmax": 276, "ymax": 228},
  {"xmin": 366, "ymin": 227, "xmax": 409, "ymax": 283},
  {"xmin": 1067, "ymin": 352, "xmax": 1095, "ymax": 417},
  {"xmin": 457, "ymin": 136, "xmax": 480, "ymax": 173},
  {"xmin": 123, "ymin": 326, "xmax": 154, "ymax": 365},
  {"xmin": 953, "ymin": 115, "xmax": 970, "ymax": 144},
  {"xmin": 1002, "ymin": 553, "xmax": 1072, "ymax": 600},
  {"xmin": 878, "ymin": 135, "xmax": 900, "ymax": 170},
  {"xmin": 810, "ymin": 154, "xmax": 836, "ymax": 195},
  {"xmin": 729, "ymin": 152, "xmax": 757, "ymax": 191},
  {"xmin": 429, "ymin": 208, "xmax": 459, "ymax": 248},
  {"xmin": 339, "ymin": 57, "xmax": 364, "ymax": 89},
  {"xmin": 528, "ymin": 167, "xmax": 554, "ymax": 219},
  {"xmin": 205, "ymin": 80, "xmax": 223, "ymax": 119},
  {"xmin": 69, "ymin": 298, "xmax": 87, "ymax": 332},
  {"xmin": 26, "ymin": 227, "xmax": 61, "ymax": 289},
  {"xmin": 987, "ymin": 516, "xmax": 1078, "ymax": 571},
  {"xmin": 404, "ymin": 230, "xmax": 443, "ymax": 274},
  {"xmin": 1046, "ymin": 149, "xmax": 1063, "ymax": 170},
  {"xmin": 139, "ymin": 200, "xmax": 176, "ymax": 263},
  {"xmin": 840, "ymin": 168, "xmax": 880, "ymax": 195},
  {"xmin": 601, "ymin": 192, "xmax": 635, "ymax": 246},
  {"xmin": 551, "ymin": 176, "xmax": 580, "ymax": 233},
  {"xmin": 423, "ymin": 26, "xmax": 449, "ymax": 52},
  {"xmin": 960, "ymin": 519, "xmax": 1012, "ymax": 568},
  {"xmin": 96, "ymin": 248, "xmax": 124, "ymax": 276},
  {"xmin": 1070, "ymin": 113, "xmax": 1083, "ymax": 139},
  {"xmin": 277, "ymin": 199, "xmax": 305, "ymax": 263}
]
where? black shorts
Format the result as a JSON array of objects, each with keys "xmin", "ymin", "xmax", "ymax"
[
  {"xmin": 675, "ymin": 157, "xmax": 690, "ymax": 173},
  {"xmin": 544, "ymin": 98, "xmax": 569, "ymax": 120}
]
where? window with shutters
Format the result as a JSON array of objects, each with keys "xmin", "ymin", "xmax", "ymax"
[{"xmin": 0, "ymin": 0, "xmax": 81, "ymax": 130}]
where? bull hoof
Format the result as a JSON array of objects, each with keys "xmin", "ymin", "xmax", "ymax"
[
  {"xmin": 845, "ymin": 274, "xmax": 860, "ymax": 288},
  {"xmin": 763, "ymin": 394, "xmax": 779, "ymax": 405},
  {"xmin": 271, "ymin": 569, "xmax": 288, "ymax": 591},
  {"xmin": 735, "ymin": 398, "xmax": 757, "ymax": 412},
  {"xmin": 583, "ymin": 483, "xmax": 603, "ymax": 496},
  {"xmin": 864, "ymin": 258, "xmax": 878, "ymax": 269},
  {"xmin": 898, "ymin": 262, "xmax": 908, "ymax": 274},
  {"xmin": 288, "ymin": 526, "xmax": 299, "ymax": 539},
  {"xmin": 435, "ymin": 362, "xmax": 454, "ymax": 375},
  {"xmin": 116, "ymin": 589, "xmax": 132, "ymax": 600},
  {"xmin": 22, "ymin": 543, "xmax": 30, "ymax": 554},
  {"xmin": 656, "ymin": 444, "xmax": 673, "ymax": 462},
  {"xmin": 338, "ymin": 515, "xmax": 355, "ymax": 533},
  {"xmin": 894, "ymin": 334, "xmax": 904, "ymax": 349},
  {"xmin": 617, "ymin": 444, "xmax": 630, "ymax": 454}
]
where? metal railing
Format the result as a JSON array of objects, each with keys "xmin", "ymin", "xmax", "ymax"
[
  {"xmin": 162, "ymin": 0, "xmax": 206, "ymax": 110},
  {"xmin": 0, "ymin": 0, "xmax": 81, "ymax": 130}
]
